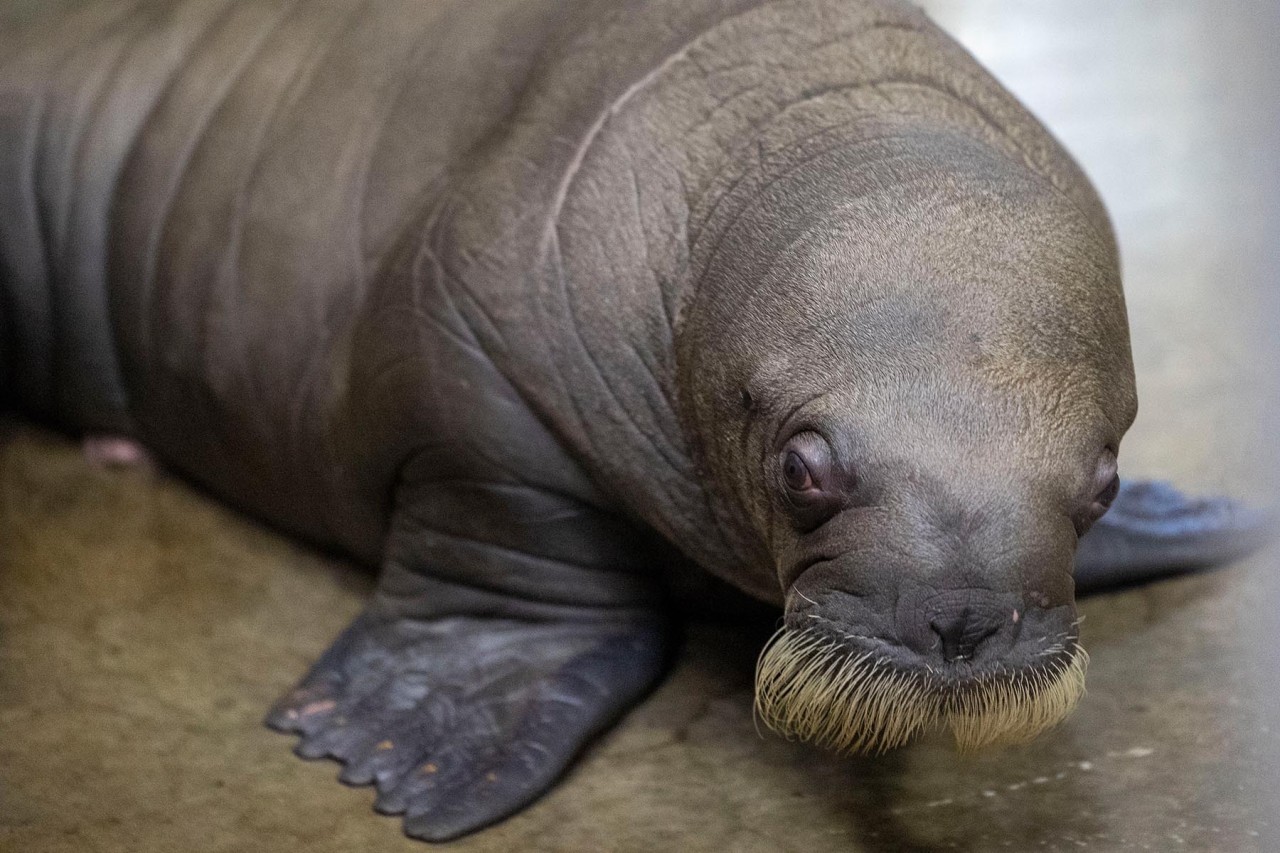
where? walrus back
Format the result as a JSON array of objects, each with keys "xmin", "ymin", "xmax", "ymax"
[
  {"xmin": 0, "ymin": 0, "xmax": 616, "ymax": 550},
  {"xmin": 0, "ymin": 0, "xmax": 797, "ymax": 558},
  {"xmin": 0, "ymin": 0, "xmax": 558, "ymax": 421}
]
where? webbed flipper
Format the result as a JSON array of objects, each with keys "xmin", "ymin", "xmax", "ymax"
[{"xmin": 267, "ymin": 572, "xmax": 666, "ymax": 841}]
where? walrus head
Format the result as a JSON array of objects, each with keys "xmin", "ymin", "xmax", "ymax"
[{"xmin": 678, "ymin": 124, "xmax": 1138, "ymax": 754}]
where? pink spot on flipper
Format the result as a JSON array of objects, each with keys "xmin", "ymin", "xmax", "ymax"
[
  {"xmin": 300, "ymin": 700, "xmax": 336, "ymax": 716},
  {"xmin": 83, "ymin": 434, "xmax": 154, "ymax": 470}
]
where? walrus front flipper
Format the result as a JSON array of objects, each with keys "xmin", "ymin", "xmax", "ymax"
[
  {"xmin": 267, "ymin": 578, "xmax": 666, "ymax": 841},
  {"xmin": 1074, "ymin": 479, "xmax": 1271, "ymax": 593}
]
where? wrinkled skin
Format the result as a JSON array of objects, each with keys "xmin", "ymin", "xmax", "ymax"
[
  {"xmin": 0, "ymin": 0, "xmax": 1266, "ymax": 841},
  {"xmin": 682, "ymin": 127, "xmax": 1133, "ymax": 682}
]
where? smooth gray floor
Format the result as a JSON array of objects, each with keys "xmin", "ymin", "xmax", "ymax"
[{"xmin": 2, "ymin": 2, "xmax": 1278, "ymax": 851}]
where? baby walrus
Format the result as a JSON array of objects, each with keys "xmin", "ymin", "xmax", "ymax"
[{"xmin": 0, "ymin": 0, "xmax": 1265, "ymax": 841}]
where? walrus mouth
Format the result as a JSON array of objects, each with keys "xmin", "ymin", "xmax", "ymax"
[{"xmin": 754, "ymin": 628, "xmax": 1088, "ymax": 754}]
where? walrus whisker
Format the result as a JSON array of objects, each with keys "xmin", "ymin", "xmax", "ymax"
[{"xmin": 755, "ymin": 627, "xmax": 1088, "ymax": 755}]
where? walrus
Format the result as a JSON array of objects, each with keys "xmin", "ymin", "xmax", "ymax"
[{"xmin": 0, "ymin": 0, "xmax": 1267, "ymax": 842}]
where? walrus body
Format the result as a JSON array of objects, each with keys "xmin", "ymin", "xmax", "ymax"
[{"xmin": 0, "ymin": 0, "xmax": 1265, "ymax": 841}]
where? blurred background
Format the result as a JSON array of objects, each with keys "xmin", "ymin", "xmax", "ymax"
[{"xmin": 2, "ymin": 1, "xmax": 1277, "ymax": 851}]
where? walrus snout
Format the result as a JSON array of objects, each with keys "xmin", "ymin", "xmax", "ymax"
[
  {"xmin": 757, "ymin": 556, "xmax": 1086, "ymax": 755},
  {"xmin": 910, "ymin": 588, "xmax": 1014, "ymax": 664},
  {"xmin": 756, "ymin": 595, "xmax": 1085, "ymax": 755},
  {"xmin": 896, "ymin": 586, "xmax": 1075, "ymax": 673},
  {"xmin": 786, "ymin": 577, "xmax": 1078, "ymax": 677}
]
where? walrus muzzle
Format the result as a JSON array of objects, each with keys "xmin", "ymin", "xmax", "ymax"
[{"xmin": 754, "ymin": 628, "xmax": 1088, "ymax": 754}]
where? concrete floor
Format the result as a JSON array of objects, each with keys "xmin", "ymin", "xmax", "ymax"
[{"xmin": 2, "ymin": 2, "xmax": 1279, "ymax": 851}]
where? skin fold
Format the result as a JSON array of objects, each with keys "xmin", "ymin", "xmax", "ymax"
[{"xmin": 0, "ymin": 0, "xmax": 1266, "ymax": 841}]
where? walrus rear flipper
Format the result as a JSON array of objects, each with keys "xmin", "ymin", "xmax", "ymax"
[
  {"xmin": 267, "ymin": 563, "xmax": 667, "ymax": 842},
  {"xmin": 1073, "ymin": 479, "xmax": 1272, "ymax": 593}
]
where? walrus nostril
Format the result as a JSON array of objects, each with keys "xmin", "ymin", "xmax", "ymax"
[{"xmin": 929, "ymin": 609, "xmax": 1001, "ymax": 662}]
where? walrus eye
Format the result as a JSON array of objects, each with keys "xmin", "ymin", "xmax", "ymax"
[
  {"xmin": 1075, "ymin": 451, "xmax": 1120, "ymax": 536},
  {"xmin": 783, "ymin": 451, "xmax": 814, "ymax": 492},
  {"xmin": 776, "ymin": 432, "xmax": 845, "ymax": 530},
  {"xmin": 1092, "ymin": 473, "xmax": 1120, "ymax": 517},
  {"xmin": 777, "ymin": 432, "xmax": 836, "ymax": 496}
]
